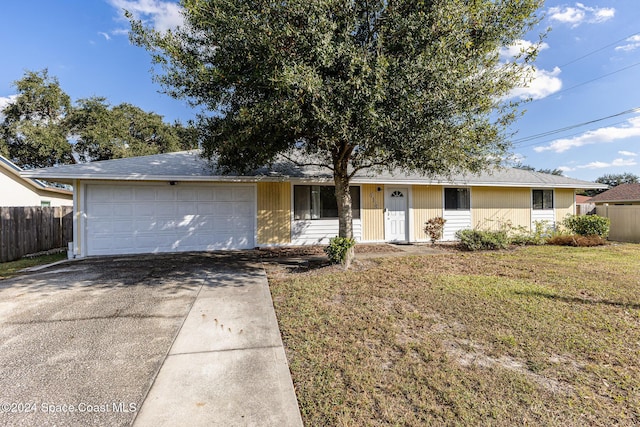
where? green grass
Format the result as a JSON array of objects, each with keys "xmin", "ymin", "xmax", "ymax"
[
  {"xmin": 268, "ymin": 244, "xmax": 640, "ymax": 426},
  {"xmin": 0, "ymin": 252, "xmax": 67, "ymax": 280}
]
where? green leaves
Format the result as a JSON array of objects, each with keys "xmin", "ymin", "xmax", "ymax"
[
  {"xmin": 562, "ymin": 215, "xmax": 610, "ymax": 238},
  {"xmin": 0, "ymin": 69, "xmax": 73, "ymax": 168},
  {"xmin": 1, "ymin": 69, "xmax": 198, "ymax": 168},
  {"xmin": 324, "ymin": 236, "xmax": 357, "ymax": 265},
  {"xmin": 67, "ymin": 99, "xmax": 185, "ymax": 162}
]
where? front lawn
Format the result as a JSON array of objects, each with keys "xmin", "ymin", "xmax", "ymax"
[
  {"xmin": 268, "ymin": 244, "xmax": 640, "ymax": 426},
  {"xmin": 0, "ymin": 252, "xmax": 67, "ymax": 280}
]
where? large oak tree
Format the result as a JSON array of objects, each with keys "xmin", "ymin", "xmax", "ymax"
[
  {"xmin": 129, "ymin": 0, "xmax": 544, "ymax": 265},
  {"xmin": 1, "ymin": 70, "xmax": 198, "ymax": 168},
  {"xmin": 66, "ymin": 97, "xmax": 190, "ymax": 162},
  {"xmin": 0, "ymin": 69, "xmax": 73, "ymax": 168}
]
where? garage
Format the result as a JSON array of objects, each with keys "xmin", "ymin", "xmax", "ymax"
[{"xmin": 85, "ymin": 183, "xmax": 256, "ymax": 256}]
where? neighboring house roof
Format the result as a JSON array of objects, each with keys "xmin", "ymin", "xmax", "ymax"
[
  {"xmin": 589, "ymin": 183, "xmax": 640, "ymax": 203},
  {"xmin": 575, "ymin": 195, "xmax": 594, "ymax": 204},
  {"xmin": 0, "ymin": 155, "xmax": 73, "ymax": 198},
  {"xmin": 21, "ymin": 150, "xmax": 607, "ymax": 190}
]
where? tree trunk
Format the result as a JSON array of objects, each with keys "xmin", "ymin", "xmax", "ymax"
[{"xmin": 334, "ymin": 160, "xmax": 354, "ymax": 269}]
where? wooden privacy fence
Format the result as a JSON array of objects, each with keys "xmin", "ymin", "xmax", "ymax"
[
  {"xmin": 0, "ymin": 206, "xmax": 73, "ymax": 263},
  {"xmin": 596, "ymin": 205, "xmax": 640, "ymax": 244}
]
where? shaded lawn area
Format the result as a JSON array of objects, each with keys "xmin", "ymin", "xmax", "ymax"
[
  {"xmin": 268, "ymin": 244, "xmax": 640, "ymax": 426},
  {"xmin": 0, "ymin": 252, "xmax": 67, "ymax": 280}
]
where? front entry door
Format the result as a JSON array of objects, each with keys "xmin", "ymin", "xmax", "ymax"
[{"xmin": 385, "ymin": 187, "xmax": 408, "ymax": 242}]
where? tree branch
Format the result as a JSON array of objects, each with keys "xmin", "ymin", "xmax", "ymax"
[
  {"xmin": 281, "ymin": 153, "xmax": 334, "ymax": 171},
  {"xmin": 348, "ymin": 160, "xmax": 389, "ymax": 179}
]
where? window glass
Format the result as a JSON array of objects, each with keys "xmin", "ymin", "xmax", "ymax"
[
  {"xmin": 543, "ymin": 190, "xmax": 554, "ymax": 209},
  {"xmin": 533, "ymin": 190, "xmax": 553, "ymax": 210},
  {"xmin": 350, "ymin": 187, "xmax": 361, "ymax": 219},
  {"xmin": 320, "ymin": 186, "xmax": 338, "ymax": 218},
  {"xmin": 294, "ymin": 186, "xmax": 311, "ymax": 220},
  {"xmin": 311, "ymin": 186, "xmax": 321, "ymax": 219},
  {"xmin": 40, "ymin": 201, "xmax": 51, "ymax": 207},
  {"xmin": 444, "ymin": 188, "xmax": 470, "ymax": 210},
  {"xmin": 293, "ymin": 185, "xmax": 361, "ymax": 219},
  {"xmin": 532, "ymin": 190, "xmax": 543, "ymax": 210}
]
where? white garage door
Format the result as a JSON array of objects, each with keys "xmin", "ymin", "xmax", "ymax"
[{"xmin": 85, "ymin": 183, "xmax": 256, "ymax": 256}]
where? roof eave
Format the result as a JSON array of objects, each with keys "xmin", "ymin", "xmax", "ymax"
[
  {"xmin": 22, "ymin": 172, "xmax": 606, "ymax": 190},
  {"xmin": 20, "ymin": 172, "xmax": 294, "ymax": 183},
  {"xmin": 350, "ymin": 177, "xmax": 605, "ymax": 189},
  {"xmin": 6, "ymin": 166, "xmax": 72, "ymax": 194}
]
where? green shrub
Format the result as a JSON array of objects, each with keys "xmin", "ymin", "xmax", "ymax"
[
  {"xmin": 508, "ymin": 220, "xmax": 549, "ymax": 246},
  {"xmin": 562, "ymin": 215, "xmax": 610, "ymax": 238},
  {"xmin": 324, "ymin": 236, "xmax": 356, "ymax": 265},
  {"xmin": 424, "ymin": 217, "xmax": 446, "ymax": 244},
  {"xmin": 455, "ymin": 229, "xmax": 510, "ymax": 251}
]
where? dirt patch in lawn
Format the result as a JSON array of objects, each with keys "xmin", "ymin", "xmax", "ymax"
[
  {"xmin": 259, "ymin": 243, "xmax": 406, "ymax": 277},
  {"xmin": 256, "ymin": 243, "xmax": 404, "ymax": 258}
]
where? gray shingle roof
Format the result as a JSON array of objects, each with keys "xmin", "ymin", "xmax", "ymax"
[
  {"xmin": 21, "ymin": 150, "xmax": 606, "ymax": 189},
  {"xmin": 589, "ymin": 183, "xmax": 640, "ymax": 202}
]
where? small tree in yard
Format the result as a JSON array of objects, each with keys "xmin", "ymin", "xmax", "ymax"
[
  {"xmin": 424, "ymin": 217, "xmax": 446, "ymax": 244},
  {"xmin": 128, "ymin": 0, "xmax": 544, "ymax": 267},
  {"xmin": 325, "ymin": 236, "xmax": 357, "ymax": 268}
]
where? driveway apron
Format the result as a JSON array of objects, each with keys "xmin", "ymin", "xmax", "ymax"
[{"xmin": 132, "ymin": 257, "xmax": 303, "ymax": 427}]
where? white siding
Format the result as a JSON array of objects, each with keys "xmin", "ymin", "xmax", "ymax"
[
  {"xmin": 442, "ymin": 210, "xmax": 472, "ymax": 241},
  {"xmin": 291, "ymin": 219, "xmax": 362, "ymax": 245},
  {"xmin": 531, "ymin": 209, "xmax": 555, "ymax": 230},
  {"xmin": 1, "ymin": 170, "xmax": 72, "ymax": 207}
]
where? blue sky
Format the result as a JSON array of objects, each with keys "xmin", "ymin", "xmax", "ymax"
[{"xmin": 1, "ymin": 1, "xmax": 639, "ymax": 182}]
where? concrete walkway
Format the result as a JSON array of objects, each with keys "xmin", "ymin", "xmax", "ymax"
[{"xmin": 133, "ymin": 261, "xmax": 303, "ymax": 427}]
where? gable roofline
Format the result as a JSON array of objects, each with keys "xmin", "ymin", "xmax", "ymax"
[
  {"xmin": 21, "ymin": 150, "xmax": 607, "ymax": 190},
  {"xmin": 1, "ymin": 155, "xmax": 73, "ymax": 196}
]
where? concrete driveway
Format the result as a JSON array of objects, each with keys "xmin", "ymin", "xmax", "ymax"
[{"xmin": 0, "ymin": 253, "xmax": 301, "ymax": 427}]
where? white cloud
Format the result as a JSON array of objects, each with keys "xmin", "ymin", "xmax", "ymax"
[
  {"xmin": 577, "ymin": 158, "xmax": 637, "ymax": 169},
  {"xmin": 618, "ymin": 150, "xmax": 637, "ymax": 157},
  {"xmin": 500, "ymin": 39, "xmax": 549, "ymax": 59},
  {"xmin": 0, "ymin": 95, "xmax": 17, "ymax": 111},
  {"xmin": 534, "ymin": 116, "xmax": 640, "ymax": 153},
  {"xmin": 510, "ymin": 153, "xmax": 526, "ymax": 163},
  {"xmin": 549, "ymin": 3, "xmax": 615, "ymax": 27},
  {"xmin": 549, "ymin": 6, "xmax": 585, "ymax": 25},
  {"xmin": 615, "ymin": 35, "xmax": 640, "ymax": 52},
  {"xmin": 108, "ymin": 0, "xmax": 184, "ymax": 33},
  {"xmin": 559, "ymin": 157, "xmax": 637, "ymax": 171},
  {"xmin": 111, "ymin": 28, "xmax": 132, "ymax": 36},
  {"xmin": 592, "ymin": 6, "xmax": 616, "ymax": 22},
  {"xmin": 558, "ymin": 165, "xmax": 576, "ymax": 172},
  {"xmin": 98, "ymin": 31, "xmax": 111, "ymax": 40},
  {"xmin": 0, "ymin": 95, "xmax": 17, "ymax": 120},
  {"xmin": 509, "ymin": 66, "xmax": 562, "ymax": 100}
]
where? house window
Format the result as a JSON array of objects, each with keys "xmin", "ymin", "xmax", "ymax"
[
  {"xmin": 444, "ymin": 188, "xmax": 470, "ymax": 210},
  {"xmin": 294, "ymin": 185, "xmax": 360, "ymax": 220},
  {"xmin": 533, "ymin": 190, "xmax": 554, "ymax": 210},
  {"xmin": 41, "ymin": 201, "xmax": 51, "ymax": 207}
]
